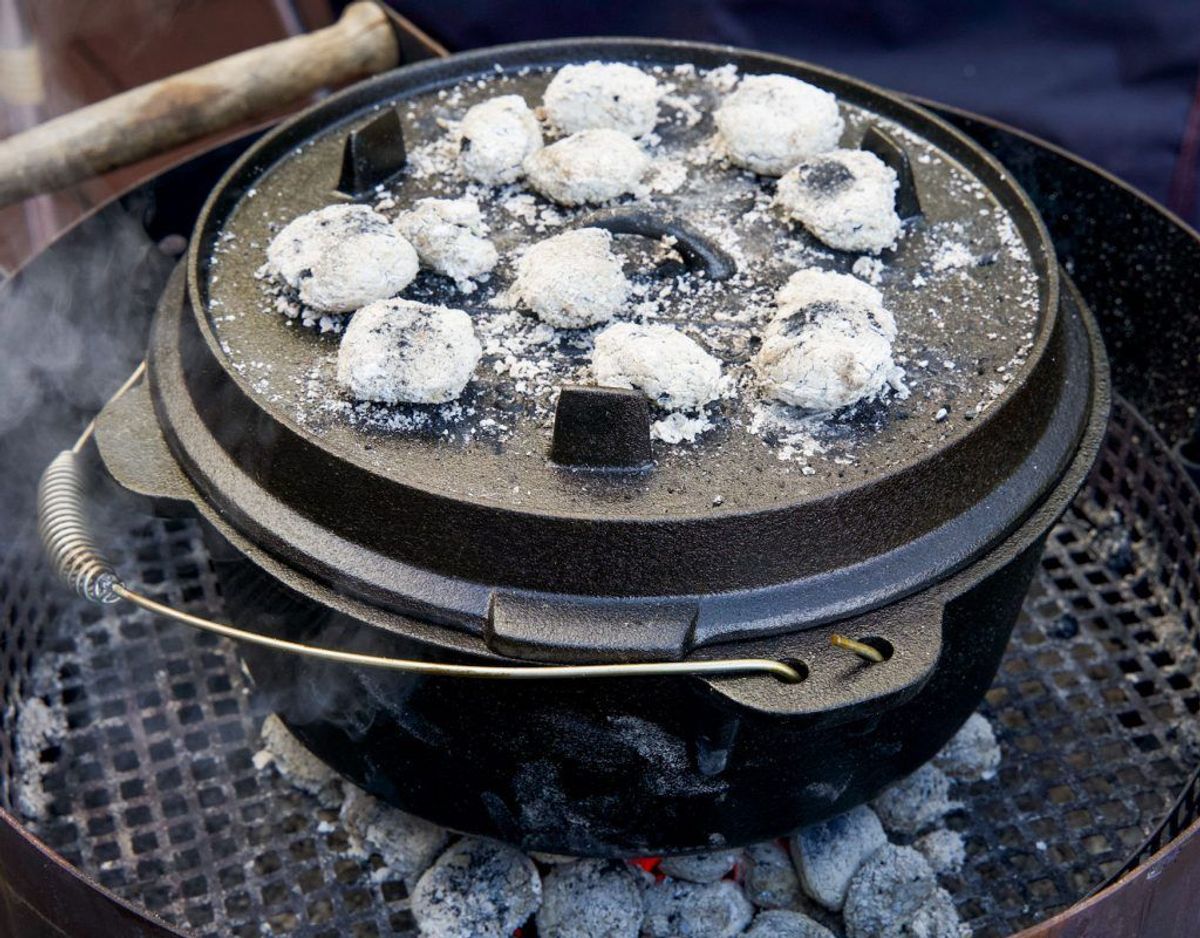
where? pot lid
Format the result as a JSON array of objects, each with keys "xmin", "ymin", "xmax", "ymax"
[{"xmin": 145, "ymin": 39, "xmax": 1094, "ymax": 655}]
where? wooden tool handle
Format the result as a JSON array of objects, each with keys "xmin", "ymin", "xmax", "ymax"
[{"xmin": 0, "ymin": 2, "xmax": 400, "ymax": 207}]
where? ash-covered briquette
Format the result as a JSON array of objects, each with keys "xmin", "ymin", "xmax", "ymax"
[
  {"xmin": 872, "ymin": 762, "xmax": 961, "ymax": 836},
  {"xmin": 458, "ymin": 94, "xmax": 544, "ymax": 185},
  {"xmin": 658, "ymin": 849, "xmax": 741, "ymax": 884},
  {"xmin": 842, "ymin": 845, "xmax": 963, "ymax": 938},
  {"xmin": 915, "ymin": 828, "xmax": 968, "ymax": 876},
  {"xmin": 209, "ymin": 57, "xmax": 1044, "ymax": 493},
  {"xmin": 340, "ymin": 785, "xmax": 448, "ymax": 890},
  {"xmin": 263, "ymin": 204, "xmax": 418, "ymax": 312},
  {"xmin": 511, "ymin": 227, "xmax": 631, "ymax": 327},
  {"xmin": 934, "ymin": 711, "xmax": 1002, "ymax": 782},
  {"xmin": 714, "ymin": 74, "xmax": 844, "ymax": 176},
  {"xmin": 252, "ymin": 712, "xmax": 343, "ymax": 807},
  {"xmin": 754, "ymin": 267, "xmax": 907, "ymax": 412},
  {"xmin": 641, "ymin": 878, "xmax": 755, "ymax": 938},
  {"xmin": 524, "ymin": 128, "xmax": 651, "ymax": 205},
  {"xmin": 744, "ymin": 910, "xmax": 837, "ymax": 938},
  {"xmin": 543, "ymin": 61, "xmax": 663, "ymax": 138},
  {"xmin": 335, "ymin": 299, "xmax": 482, "ymax": 404},
  {"xmin": 743, "ymin": 841, "xmax": 804, "ymax": 910},
  {"xmin": 393, "ymin": 197, "xmax": 499, "ymax": 289},
  {"xmin": 411, "ymin": 837, "xmax": 543, "ymax": 938},
  {"xmin": 790, "ymin": 804, "xmax": 888, "ymax": 911},
  {"xmin": 776, "ymin": 149, "xmax": 902, "ymax": 254},
  {"xmin": 592, "ymin": 321, "xmax": 723, "ymax": 411},
  {"xmin": 535, "ymin": 859, "xmax": 644, "ymax": 938}
]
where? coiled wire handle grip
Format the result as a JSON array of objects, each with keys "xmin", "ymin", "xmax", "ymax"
[
  {"xmin": 35, "ymin": 365, "xmax": 805, "ymax": 684},
  {"xmin": 37, "ymin": 450, "xmax": 121, "ymax": 604}
]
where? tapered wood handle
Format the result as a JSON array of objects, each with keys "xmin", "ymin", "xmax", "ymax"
[{"xmin": 0, "ymin": 1, "xmax": 400, "ymax": 207}]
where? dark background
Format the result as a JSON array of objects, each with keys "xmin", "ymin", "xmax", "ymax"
[
  {"xmin": 2, "ymin": 0, "xmax": 1198, "ymax": 273},
  {"xmin": 383, "ymin": 0, "xmax": 1200, "ymax": 226}
]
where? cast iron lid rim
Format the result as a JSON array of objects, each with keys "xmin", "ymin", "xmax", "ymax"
[
  {"xmin": 134, "ymin": 273, "xmax": 1106, "ymax": 670},
  {"xmin": 182, "ymin": 36, "xmax": 1062, "ymax": 527},
  {"xmin": 141, "ymin": 268, "xmax": 1094, "ymax": 641}
]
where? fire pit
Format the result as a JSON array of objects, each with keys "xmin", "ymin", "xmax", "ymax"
[{"xmin": 1, "ymin": 32, "xmax": 1198, "ymax": 938}]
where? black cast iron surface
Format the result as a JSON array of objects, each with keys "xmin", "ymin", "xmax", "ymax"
[
  {"xmin": 1, "ymin": 395, "xmax": 1197, "ymax": 938},
  {"xmin": 150, "ymin": 41, "xmax": 1093, "ymax": 701},
  {"xmin": 0, "ymin": 70, "xmax": 1198, "ymax": 938}
]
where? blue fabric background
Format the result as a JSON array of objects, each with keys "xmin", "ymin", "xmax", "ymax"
[{"xmin": 380, "ymin": 0, "xmax": 1200, "ymax": 225}]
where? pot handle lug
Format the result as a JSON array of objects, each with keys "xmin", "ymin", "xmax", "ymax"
[
  {"xmin": 94, "ymin": 372, "xmax": 199, "ymax": 515},
  {"xmin": 698, "ymin": 595, "xmax": 943, "ymax": 726},
  {"xmin": 486, "ymin": 591, "xmax": 697, "ymax": 664}
]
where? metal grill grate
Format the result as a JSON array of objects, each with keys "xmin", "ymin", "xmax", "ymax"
[{"xmin": 2, "ymin": 396, "xmax": 1199, "ymax": 937}]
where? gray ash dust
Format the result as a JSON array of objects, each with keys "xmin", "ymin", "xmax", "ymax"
[{"xmin": 203, "ymin": 60, "xmax": 1042, "ymax": 514}]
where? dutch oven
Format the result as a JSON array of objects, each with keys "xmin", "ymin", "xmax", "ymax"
[{"xmin": 38, "ymin": 38, "xmax": 1109, "ymax": 856}]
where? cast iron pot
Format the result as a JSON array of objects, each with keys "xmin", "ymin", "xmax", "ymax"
[{"xmin": 88, "ymin": 38, "xmax": 1109, "ymax": 856}]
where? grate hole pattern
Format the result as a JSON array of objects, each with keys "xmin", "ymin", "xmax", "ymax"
[{"xmin": 1, "ymin": 396, "xmax": 1198, "ymax": 937}]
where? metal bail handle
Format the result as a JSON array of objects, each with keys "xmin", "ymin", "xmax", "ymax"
[{"xmin": 35, "ymin": 366, "xmax": 810, "ymax": 684}]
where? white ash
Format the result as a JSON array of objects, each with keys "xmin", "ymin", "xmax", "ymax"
[
  {"xmin": 593, "ymin": 321, "xmax": 722, "ymax": 411},
  {"xmin": 458, "ymin": 94, "xmax": 543, "ymax": 185},
  {"xmin": 641, "ymin": 878, "xmax": 755, "ymax": 938},
  {"xmin": 905, "ymin": 886, "xmax": 971, "ymax": 938},
  {"xmin": 524, "ymin": 128, "xmax": 650, "ymax": 205},
  {"xmin": 754, "ymin": 314, "xmax": 904, "ymax": 413},
  {"xmin": 336, "ymin": 299, "xmax": 482, "ymax": 404},
  {"xmin": 931, "ymin": 241, "xmax": 976, "ymax": 272},
  {"xmin": 851, "ymin": 255, "xmax": 885, "ymax": 284},
  {"xmin": 254, "ymin": 713, "xmax": 343, "ymax": 808},
  {"xmin": 773, "ymin": 269, "xmax": 896, "ymax": 340},
  {"xmin": 743, "ymin": 841, "xmax": 803, "ymax": 910},
  {"xmin": 393, "ymin": 197, "xmax": 499, "ymax": 288},
  {"xmin": 652, "ymin": 410, "xmax": 713, "ymax": 444},
  {"xmin": 536, "ymin": 859, "xmax": 644, "ymax": 938},
  {"xmin": 510, "ymin": 227, "xmax": 630, "ymax": 328},
  {"xmin": 264, "ymin": 204, "xmax": 418, "ymax": 313},
  {"xmin": 754, "ymin": 268, "xmax": 905, "ymax": 412},
  {"xmin": 658, "ymin": 849, "xmax": 741, "ymax": 884},
  {"xmin": 744, "ymin": 910, "xmax": 838, "ymax": 938},
  {"xmin": 872, "ymin": 763, "xmax": 961, "ymax": 836},
  {"xmin": 339, "ymin": 784, "xmax": 448, "ymax": 889},
  {"xmin": 543, "ymin": 61, "xmax": 662, "ymax": 138},
  {"xmin": 915, "ymin": 828, "xmax": 967, "ymax": 876},
  {"xmin": 411, "ymin": 837, "xmax": 542, "ymax": 938},
  {"xmin": 714, "ymin": 74, "xmax": 844, "ymax": 176},
  {"xmin": 934, "ymin": 713, "xmax": 1001, "ymax": 782},
  {"xmin": 842, "ymin": 845, "xmax": 956, "ymax": 938},
  {"xmin": 776, "ymin": 149, "xmax": 901, "ymax": 254},
  {"xmin": 13, "ymin": 696, "xmax": 67, "ymax": 819},
  {"xmin": 217, "ymin": 60, "xmax": 1044, "ymax": 467},
  {"xmin": 791, "ymin": 804, "xmax": 888, "ymax": 911}
]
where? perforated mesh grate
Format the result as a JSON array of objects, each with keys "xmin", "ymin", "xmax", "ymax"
[{"xmin": 1, "ymin": 396, "xmax": 1198, "ymax": 937}]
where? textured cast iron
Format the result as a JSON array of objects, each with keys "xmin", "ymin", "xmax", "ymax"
[
  {"xmin": 90, "ymin": 274, "xmax": 1107, "ymax": 854},
  {"xmin": 162, "ymin": 39, "xmax": 1080, "ymax": 667},
  {"xmin": 83, "ymin": 39, "xmax": 1104, "ymax": 852},
  {"xmin": 0, "ymin": 85, "xmax": 1196, "ymax": 934},
  {"xmin": 4, "ymin": 394, "xmax": 1197, "ymax": 937}
]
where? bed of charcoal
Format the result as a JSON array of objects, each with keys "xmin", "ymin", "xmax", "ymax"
[
  {"xmin": 201, "ymin": 58, "xmax": 1043, "ymax": 515},
  {"xmin": 2, "ymin": 395, "xmax": 1198, "ymax": 937}
]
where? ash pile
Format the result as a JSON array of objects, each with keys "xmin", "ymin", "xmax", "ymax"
[{"xmin": 252, "ymin": 709, "xmax": 998, "ymax": 938}]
